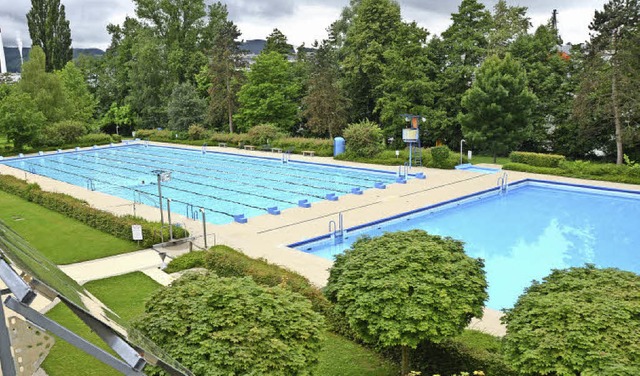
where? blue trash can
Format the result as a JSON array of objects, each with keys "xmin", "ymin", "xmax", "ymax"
[{"xmin": 334, "ymin": 137, "xmax": 345, "ymax": 157}]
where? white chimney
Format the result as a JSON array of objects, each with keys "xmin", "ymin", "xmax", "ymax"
[{"xmin": 0, "ymin": 27, "xmax": 7, "ymax": 74}]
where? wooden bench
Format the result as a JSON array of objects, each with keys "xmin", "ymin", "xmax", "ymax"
[
  {"xmin": 302, "ymin": 150, "xmax": 315, "ymax": 157},
  {"xmin": 218, "ymin": 142, "xmax": 227, "ymax": 147},
  {"xmin": 244, "ymin": 145, "xmax": 256, "ymax": 151},
  {"xmin": 271, "ymin": 147, "xmax": 283, "ymax": 153}
]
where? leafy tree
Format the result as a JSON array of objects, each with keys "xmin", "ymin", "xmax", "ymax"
[
  {"xmin": 27, "ymin": 0, "xmax": 73, "ymax": 72},
  {"xmin": 100, "ymin": 103, "xmax": 134, "ymax": 135},
  {"xmin": 18, "ymin": 46, "xmax": 69, "ymax": 123},
  {"xmin": 206, "ymin": 2, "xmax": 245, "ymax": 132},
  {"xmin": 502, "ymin": 265, "xmax": 640, "ymax": 375},
  {"xmin": 263, "ymin": 28, "xmax": 293, "ymax": 56},
  {"xmin": 302, "ymin": 41, "xmax": 349, "ymax": 139},
  {"xmin": 575, "ymin": 0, "xmax": 640, "ymax": 164},
  {"xmin": 461, "ymin": 53, "xmax": 536, "ymax": 162},
  {"xmin": 375, "ymin": 21, "xmax": 437, "ymax": 142},
  {"xmin": 342, "ymin": 119, "xmax": 384, "ymax": 157},
  {"xmin": 325, "ymin": 230, "xmax": 487, "ymax": 375},
  {"xmin": 125, "ymin": 30, "xmax": 170, "ymax": 129},
  {"xmin": 432, "ymin": 0, "xmax": 492, "ymax": 147},
  {"xmin": 133, "ymin": 272, "xmax": 324, "ymax": 376},
  {"xmin": 57, "ymin": 61, "xmax": 97, "ymax": 123},
  {"xmin": 0, "ymin": 91, "xmax": 46, "ymax": 150},
  {"xmin": 235, "ymin": 52, "xmax": 299, "ymax": 132},
  {"xmin": 488, "ymin": 0, "xmax": 531, "ymax": 56},
  {"xmin": 167, "ymin": 82, "xmax": 206, "ymax": 132},
  {"xmin": 340, "ymin": 0, "xmax": 404, "ymax": 122}
]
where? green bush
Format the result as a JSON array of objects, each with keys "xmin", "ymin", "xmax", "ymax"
[
  {"xmin": 343, "ymin": 120, "xmax": 383, "ymax": 158},
  {"xmin": 509, "ymin": 151, "xmax": 565, "ymax": 168},
  {"xmin": 503, "ymin": 161, "xmax": 640, "ymax": 184},
  {"xmin": 209, "ymin": 132, "xmax": 250, "ymax": 147},
  {"xmin": 0, "ymin": 175, "xmax": 186, "ymax": 247},
  {"xmin": 271, "ymin": 137, "xmax": 333, "ymax": 156},
  {"xmin": 134, "ymin": 129, "xmax": 173, "ymax": 141},
  {"xmin": 187, "ymin": 124, "xmax": 208, "ymax": 140},
  {"xmin": 431, "ymin": 145, "xmax": 452, "ymax": 168},
  {"xmin": 164, "ymin": 251, "xmax": 206, "ymax": 273},
  {"xmin": 76, "ymin": 133, "xmax": 113, "ymax": 146},
  {"xmin": 35, "ymin": 120, "xmax": 87, "ymax": 147},
  {"xmin": 247, "ymin": 124, "xmax": 283, "ymax": 145}
]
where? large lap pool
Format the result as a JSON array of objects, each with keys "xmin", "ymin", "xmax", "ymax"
[
  {"xmin": 290, "ymin": 180, "xmax": 640, "ymax": 309},
  {"xmin": 0, "ymin": 144, "xmax": 403, "ymax": 224}
]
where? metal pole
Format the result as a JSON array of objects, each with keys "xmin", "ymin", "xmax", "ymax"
[
  {"xmin": 167, "ymin": 198, "xmax": 173, "ymax": 240},
  {"xmin": 156, "ymin": 173, "xmax": 164, "ymax": 228},
  {"xmin": 408, "ymin": 142, "xmax": 413, "ymax": 169},
  {"xmin": 460, "ymin": 139, "xmax": 466, "ymax": 165},
  {"xmin": 0, "ymin": 298, "xmax": 17, "ymax": 376},
  {"xmin": 200, "ymin": 208, "xmax": 207, "ymax": 249}
]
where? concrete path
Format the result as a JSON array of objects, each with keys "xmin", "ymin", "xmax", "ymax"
[{"xmin": 59, "ymin": 249, "xmax": 164, "ymax": 284}]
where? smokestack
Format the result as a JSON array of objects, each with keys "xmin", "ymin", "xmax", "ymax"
[
  {"xmin": 16, "ymin": 31, "xmax": 23, "ymax": 66},
  {"xmin": 0, "ymin": 27, "xmax": 7, "ymax": 74}
]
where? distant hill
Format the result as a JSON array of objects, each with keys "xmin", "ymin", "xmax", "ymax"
[
  {"xmin": 2, "ymin": 47, "xmax": 104, "ymax": 73},
  {"xmin": 241, "ymin": 39, "xmax": 266, "ymax": 55}
]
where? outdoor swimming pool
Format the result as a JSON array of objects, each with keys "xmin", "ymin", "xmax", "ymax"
[
  {"xmin": 291, "ymin": 180, "xmax": 640, "ymax": 309},
  {"xmin": 0, "ymin": 144, "xmax": 405, "ymax": 224}
]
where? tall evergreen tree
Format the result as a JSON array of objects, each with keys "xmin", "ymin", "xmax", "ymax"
[
  {"xmin": 206, "ymin": 2, "xmax": 245, "ymax": 133},
  {"xmin": 488, "ymin": 0, "xmax": 531, "ymax": 56},
  {"xmin": 263, "ymin": 28, "xmax": 293, "ymax": 56},
  {"xmin": 27, "ymin": 0, "xmax": 73, "ymax": 72},
  {"xmin": 577, "ymin": 0, "xmax": 640, "ymax": 164}
]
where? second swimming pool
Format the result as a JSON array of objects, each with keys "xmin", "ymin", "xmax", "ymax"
[{"xmin": 291, "ymin": 180, "xmax": 640, "ymax": 309}]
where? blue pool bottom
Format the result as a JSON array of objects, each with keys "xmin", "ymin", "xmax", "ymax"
[{"xmin": 291, "ymin": 180, "xmax": 640, "ymax": 310}]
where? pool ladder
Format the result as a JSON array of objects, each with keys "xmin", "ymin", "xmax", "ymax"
[
  {"xmin": 281, "ymin": 151, "xmax": 291, "ymax": 164},
  {"xmin": 328, "ymin": 213, "xmax": 345, "ymax": 245},
  {"xmin": 86, "ymin": 178, "xmax": 96, "ymax": 191},
  {"xmin": 497, "ymin": 172, "xmax": 509, "ymax": 194},
  {"xmin": 202, "ymin": 143, "xmax": 207, "ymax": 154},
  {"xmin": 398, "ymin": 163, "xmax": 409, "ymax": 179}
]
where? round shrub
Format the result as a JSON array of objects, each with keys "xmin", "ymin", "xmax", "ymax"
[
  {"xmin": 133, "ymin": 272, "xmax": 325, "ymax": 376},
  {"xmin": 342, "ymin": 120, "xmax": 384, "ymax": 158},
  {"xmin": 430, "ymin": 145, "xmax": 452, "ymax": 168},
  {"xmin": 34, "ymin": 120, "xmax": 87, "ymax": 147},
  {"xmin": 247, "ymin": 123, "xmax": 283, "ymax": 145},
  {"xmin": 187, "ymin": 124, "xmax": 208, "ymax": 140}
]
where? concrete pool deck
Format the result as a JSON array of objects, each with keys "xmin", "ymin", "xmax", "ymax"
[{"xmin": 3, "ymin": 141, "xmax": 640, "ymax": 337}]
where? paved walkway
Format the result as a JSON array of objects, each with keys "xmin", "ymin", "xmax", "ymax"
[{"xmin": 4, "ymin": 141, "xmax": 640, "ymax": 338}]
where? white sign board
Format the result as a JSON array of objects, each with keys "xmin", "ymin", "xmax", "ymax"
[
  {"xmin": 402, "ymin": 128, "xmax": 419, "ymax": 142},
  {"xmin": 131, "ymin": 225, "xmax": 143, "ymax": 241}
]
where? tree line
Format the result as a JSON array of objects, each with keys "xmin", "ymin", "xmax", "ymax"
[{"xmin": 1, "ymin": 0, "xmax": 639, "ymax": 163}]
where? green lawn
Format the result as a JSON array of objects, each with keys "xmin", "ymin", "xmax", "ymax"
[
  {"xmin": 317, "ymin": 332, "xmax": 398, "ymax": 376},
  {"xmin": 0, "ymin": 190, "xmax": 140, "ymax": 264},
  {"xmin": 469, "ymin": 155, "xmax": 511, "ymax": 165},
  {"xmin": 41, "ymin": 272, "xmax": 161, "ymax": 376}
]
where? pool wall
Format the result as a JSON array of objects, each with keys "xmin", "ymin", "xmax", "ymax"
[{"xmin": 288, "ymin": 178, "xmax": 640, "ymax": 249}]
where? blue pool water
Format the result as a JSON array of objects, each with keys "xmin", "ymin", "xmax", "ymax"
[
  {"xmin": 292, "ymin": 181, "xmax": 640, "ymax": 309},
  {"xmin": 455, "ymin": 163, "xmax": 501, "ymax": 174},
  {"xmin": 1, "ymin": 144, "xmax": 402, "ymax": 224}
]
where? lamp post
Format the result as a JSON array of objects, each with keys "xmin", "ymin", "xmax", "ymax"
[
  {"xmin": 460, "ymin": 139, "xmax": 466, "ymax": 165},
  {"xmin": 115, "ymin": 125, "xmax": 119, "ymax": 135},
  {"xmin": 200, "ymin": 208, "xmax": 207, "ymax": 249},
  {"xmin": 152, "ymin": 170, "xmax": 171, "ymax": 230}
]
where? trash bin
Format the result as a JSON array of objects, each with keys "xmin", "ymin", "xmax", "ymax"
[{"xmin": 333, "ymin": 137, "xmax": 345, "ymax": 157}]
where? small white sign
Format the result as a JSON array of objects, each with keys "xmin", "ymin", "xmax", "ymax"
[{"xmin": 131, "ymin": 225, "xmax": 143, "ymax": 241}]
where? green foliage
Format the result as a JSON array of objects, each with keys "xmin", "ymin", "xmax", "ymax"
[
  {"xmin": 167, "ymin": 82, "xmax": 207, "ymax": 132},
  {"xmin": 27, "ymin": 0, "xmax": 73, "ymax": 72},
  {"xmin": 504, "ymin": 159, "xmax": 640, "ymax": 184},
  {"xmin": 431, "ymin": 146, "xmax": 452, "ymax": 168},
  {"xmin": 325, "ymin": 230, "xmax": 487, "ymax": 374},
  {"xmin": 383, "ymin": 330, "xmax": 515, "ymax": 376},
  {"xmin": 0, "ymin": 175, "xmax": 185, "ymax": 247},
  {"xmin": 502, "ymin": 265, "xmax": 640, "ymax": 375},
  {"xmin": 34, "ymin": 120, "xmax": 87, "ymax": 147},
  {"xmin": 133, "ymin": 272, "xmax": 325, "ymax": 375},
  {"xmin": 235, "ymin": 51, "xmax": 299, "ymax": 132},
  {"xmin": 246, "ymin": 123, "xmax": 283, "ymax": 145},
  {"xmin": 271, "ymin": 137, "xmax": 333, "ymax": 156},
  {"xmin": 263, "ymin": 28, "xmax": 293, "ymax": 56},
  {"xmin": 0, "ymin": 91, "xmax": 46, "ymax": 150},
  {"xmin": 187, "ymin": 124, "xmax": 209, "ymax": 140},
  {"xmin": 317, "ymin": 332, "xmax": 399, "ymax": 376},
  {"xmin": 334, "ymin": 148, "xmax": 464, "ymax": 169},
  {"xmin": 461, "ymin": 53, "xmax": 536, "ymax": 162},
  {"xmin": 342, "ymin": 120, "xmax": 384, "ymax": 158},
  {"xmin": 76, "ymin": 133, "xmax": 114, "ymax": 146},
  {"xmin": 509, "ymin": 151, "xmax": 565, "ymax": 167},
  {"xmin": 163, "ymin": 251, "xmax": 206, "ymax": 273},
  {"xmin": 57, "ymin": 61, "xmax": 97, "ymax": 122}
]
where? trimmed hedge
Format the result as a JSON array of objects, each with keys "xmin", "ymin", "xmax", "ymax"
[
  {"xmin": 0, "ymin": 175, "xmax": 187, "ymax": 247},
  {"xmin": 431, "ymin": 145, "xmax": 452, "ymax": 168},
  {"xmin": 503, "ymin": 161, "xmax": 640, "ymax": 185},
  {"xmin": 509, "ymin": 151, "xmax": 565, "ymax": 168},
  {"xmin": 335, "ymin": 148, "xmax": 465, "ymax": 169}
]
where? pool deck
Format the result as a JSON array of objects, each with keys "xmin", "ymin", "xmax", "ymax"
[{"xmin": 3, "ymin": 141, "xmax": 640, "ymax": 337}]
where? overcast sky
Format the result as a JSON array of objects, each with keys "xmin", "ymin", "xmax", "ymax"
[{"xmin": 0, "ymin": 0, "xmax": 606, "ymax": 50}]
